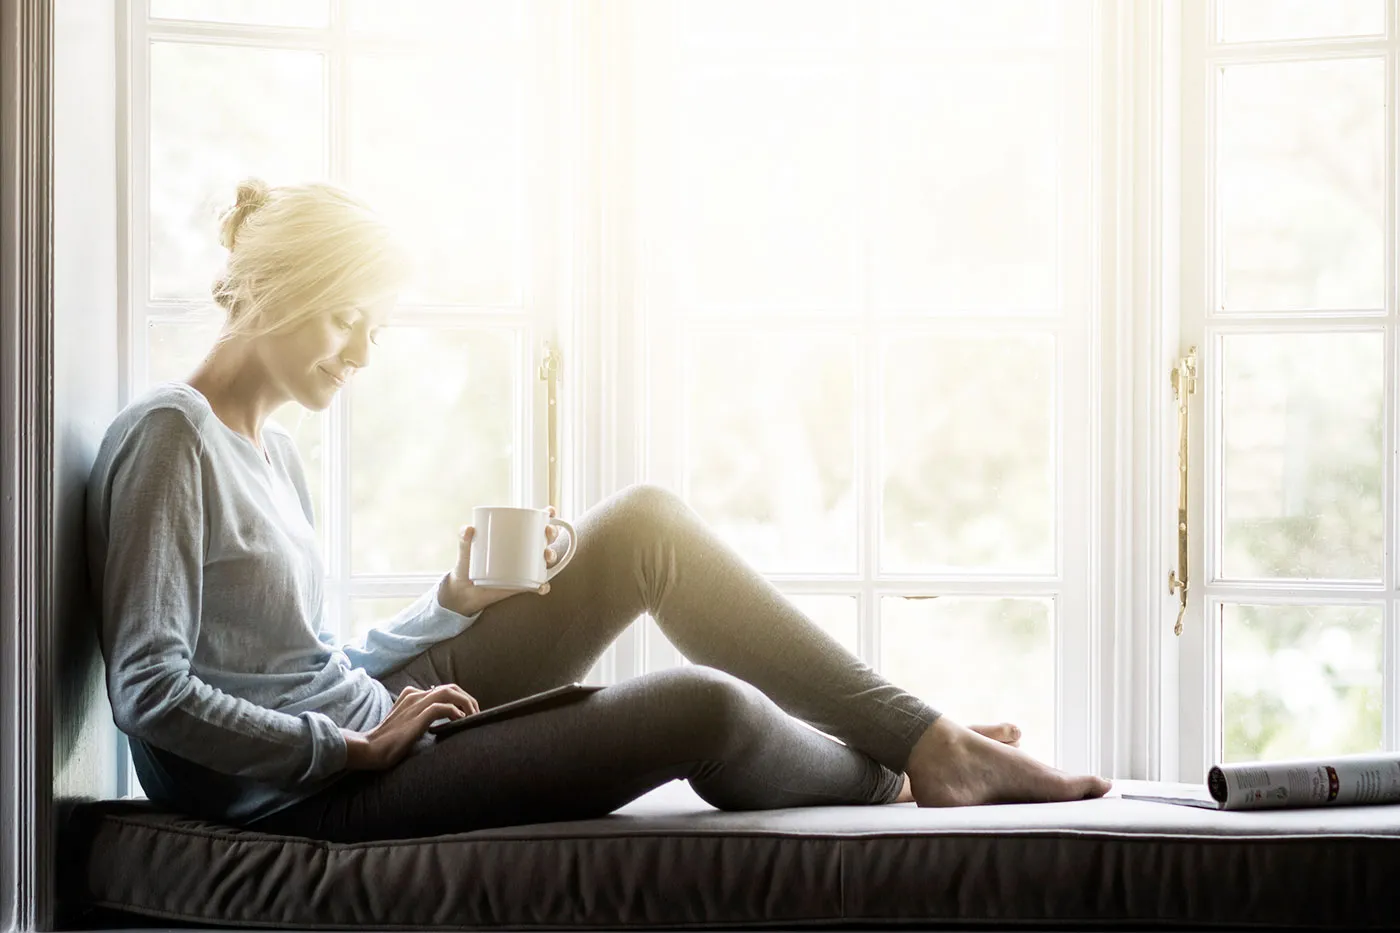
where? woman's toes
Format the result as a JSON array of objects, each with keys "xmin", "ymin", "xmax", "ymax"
[
  {"xmin": 1075, "ymin": 776, "xmax": 1113, "ymax": 799},
  {"xmin": 969, "ymin": 722, "xmax": 1021, "ymax": 746}
]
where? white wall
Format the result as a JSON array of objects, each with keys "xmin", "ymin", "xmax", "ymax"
[{"xmin": 51, "ymin": 0, "xmax": 121, "ymax": 926}]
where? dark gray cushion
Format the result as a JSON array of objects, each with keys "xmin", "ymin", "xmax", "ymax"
[{"xmin": 70, "ymin": 779, "xmax": 1400, "ymax": 929}]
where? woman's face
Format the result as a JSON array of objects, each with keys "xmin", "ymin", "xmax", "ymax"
[{"xmin": 259, "ymin": 301, "xmax": 388, "ymax": 410}]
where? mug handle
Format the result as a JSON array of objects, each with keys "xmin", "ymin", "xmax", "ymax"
[{"xmin": 545, "ymin": 517, "xmax": 577, "ymax": 581}]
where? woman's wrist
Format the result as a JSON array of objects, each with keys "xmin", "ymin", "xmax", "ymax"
[
  {"xmin": 340, "ymin": 728, "xmax": 372, "ymax": 770},
  {"xmin": 437, "ymin": 571, "xmax": 481, "ymax": 617}
]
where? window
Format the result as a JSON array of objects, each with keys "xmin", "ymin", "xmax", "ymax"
[
  {"xmin": 1178, "ymin": 0, "xmax": 1394, "ymax": 778},
  {"xmin": 119, "ymin": 0, "xmax": 1140, "ymax": 798}
]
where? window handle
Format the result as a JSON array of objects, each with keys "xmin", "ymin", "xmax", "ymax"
[
  {"xmin": 538, "ymin": 342, "xmax": 562, "ymax": 513},
  {"xmin": 1167, "ymin": 346, "xmax": 1197, "ymax": 636}
]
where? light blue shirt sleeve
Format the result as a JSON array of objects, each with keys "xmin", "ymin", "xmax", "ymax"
[{"xmin": 320, "ymin": 582, "xmax": 483, "ymax": 680}]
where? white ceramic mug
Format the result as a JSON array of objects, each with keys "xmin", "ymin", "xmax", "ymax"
[{"xmin": 468, "ymin": 506, "xmax": 577, "ymax": 590}]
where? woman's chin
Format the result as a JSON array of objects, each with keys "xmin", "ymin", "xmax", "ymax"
[{"xmin": 294, "ymin": 383, "xmax": 338, "ymax": 412}]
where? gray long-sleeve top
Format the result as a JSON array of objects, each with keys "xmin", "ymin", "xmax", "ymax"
[{"xmin": 86, "ymin": 382, "xmax": 483, "ymax": 824}]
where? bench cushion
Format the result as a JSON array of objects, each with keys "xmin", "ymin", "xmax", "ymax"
[{"xmin": 69, "ymin": 779, "xmax": 1400, "ymax": 929}]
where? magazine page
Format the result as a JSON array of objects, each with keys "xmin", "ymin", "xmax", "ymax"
[{"xmin": 1209, "ymin": 752, "xmax": 1400, "ymax": 811}]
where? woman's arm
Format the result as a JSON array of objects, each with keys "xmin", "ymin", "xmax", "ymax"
[
  {"xmin": 94, "ymin": 408, "xmax": 346, "ymax": 787},
  {"xmin": 318, "ymin": 576, "xmax": 483, "ymax": 679}
]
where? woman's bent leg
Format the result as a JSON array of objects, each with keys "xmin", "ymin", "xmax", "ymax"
[
  {"xmin": 244, "ymin": 666, "xmax": 902, "ymax": 842},
  {"xmin": 385, "ymin": 483, "xmax": 941, "ymax": 780}
]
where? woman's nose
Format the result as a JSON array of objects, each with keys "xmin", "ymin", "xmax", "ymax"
[{"xmin": 342, "ymin": 329, "xmax": 372, "ymax": 368}]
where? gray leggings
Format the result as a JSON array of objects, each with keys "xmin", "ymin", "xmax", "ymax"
[{"xmin": 243, "ymin": 484, "xmax": 942, "ymax": 842}]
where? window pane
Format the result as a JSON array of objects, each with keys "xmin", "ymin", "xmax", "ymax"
[
  {"xmin": 146, "ymin": 317, "xmax": 326, "ymax": 526},
  {"xmin": 882, "ymin": 334, "xmax": 1054, "ymax": 573},
  {"xmin": 1221, "ymin": 332, "xmax": 1382, "ymax": 582},
  {"xmin": 145, "ymin": 314, "xmax": 221, "ymax": 387},
  {"xmin": 349, "ymin": 597, "xmax": 418, "ymax": 646},
  {"xmin": 347, "ymin": 0, "xmax": 520, "ymax": 38},
  {"xmin": 1219, "ymin": 0, "xmax": 1384, "ymax": 43},
  {"xmin": 150, "ymin": 0, "xmax": 328, "ymax": 28},
  {"xmin": 1218, "ymin": 59, "xmax": 1384, "ymax": 312},
  {"xmin": 684, "ymin": 331, "xmax": 856, "ymax": 573},
  {"xmin": 349, "ymin": 45, "xmax": 523, "ymax": 307},
  {"xmin": 676, "ymin": 66, "xmax": 859, "ymax": 312},
  {"xmin": 1221, "ymin": 603, "xmax": 1381, "ymax": 763},
  {"xmin": 680, "ymin": 0, "xmax": 855, "ymax": 47},
  {"xmin": 878, "ymin": 0, "xmax": 1062, "ymax": 46},
  {"xmin": 350, "ymin": 326, "xmax": 515, "ymax": 574},
  {"xmin": 875, "ymin": 62, "xmax": 1061, "ymax": 312},
  {"xmin": 150, "ymin": 42, "xmax": 325, "ymax": 300},
  {"xmin": 882, "ymin": 596, "xmax": 1055, "ymax": 765}
]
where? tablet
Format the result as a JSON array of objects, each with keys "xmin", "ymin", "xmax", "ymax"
[{"xmin": 427, "ymin": 682, "xmax": 606, "ymax": 739}]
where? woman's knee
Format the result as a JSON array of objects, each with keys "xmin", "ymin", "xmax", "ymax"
[
  {"xmin": 651, "ymin": 665, "xmax": 772, "ymax": 757},
  {"xmin": 602, "ymin": 483, "xmax": 689, "ymax": 538}
]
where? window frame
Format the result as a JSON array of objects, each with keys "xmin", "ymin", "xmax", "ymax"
[
  {"xmin": 1177, "ymin": 0, "xmax": 1400, "ymax": 779},
  {"xmin": 109, "ymin": 0, "xmax": 1176, "ymax": 796}
]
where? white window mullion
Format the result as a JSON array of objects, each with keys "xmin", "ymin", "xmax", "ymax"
[
  {"xmin": 126, "ymin": 6, "xmax": 150, "ymax": 404},
  {"xmin": 324, "ymin": 0, "xmax": 350, "ymax": 638},
  {"xmin": 853, "ymin": 1, "xmax": 878, "ymax": 674},
  {"xmin": 523, "ymin": 5, "xmax": 547, "ymax": 517},
  {"xmin": 561, "ymin": 0, "xmax": 605, "ymax": 545},
  {"xmin": 598, "ymin": 0, "xmax": 646, "ymax": 681},
  {"xmin": 1385, "ymin": 0, "xmax": 1400, "ymax": 751},
  {"xmin": 1119, "ymin": 0, "xmax": 1181, "ymax": 783},
  {"xmin": 139, "ymin": 18, "xmax": 331, "ymax": 49},
  {"xmin": 121, "ymin": 0, "xmax": 149, "ymax": 798},
  {"xmin": 860, "ymin": 329, "xmax": 877, "ymax": 670}
]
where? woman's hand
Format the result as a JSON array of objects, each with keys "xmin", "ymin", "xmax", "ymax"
[
  {"xmin": 341, "ymin": 683, "xmax": 480, "ymax": 771},
  {"xmin": 436, "ymin": 505, "xmax": 563, "ymax": 617}
]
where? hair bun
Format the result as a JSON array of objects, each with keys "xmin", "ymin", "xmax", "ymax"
[{"xmin": 217, "ymin": 177, "xmax": 271, "ymax": 250}]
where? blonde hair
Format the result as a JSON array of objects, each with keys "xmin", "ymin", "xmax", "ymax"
[{"xmin": 211, "ymin": 178, "xmax": 409, "ymax": 343}]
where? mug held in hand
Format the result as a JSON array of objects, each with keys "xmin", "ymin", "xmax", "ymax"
[{"xmin": 468, "ymin": 505, "xmax": 577, "ymax": 591}]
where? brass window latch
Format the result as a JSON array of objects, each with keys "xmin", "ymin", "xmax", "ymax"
[
  {"xmin": 1167, "ymin": 346, "xmax": 1197, "ymax": 636},
  {"xmin": 538, "ymin": 342, "xmax": 562, "ymax": 513}
]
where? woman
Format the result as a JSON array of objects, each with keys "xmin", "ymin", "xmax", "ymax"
[{"xmin": 86, "ymin": 178, "xmax": 1111, "ymax": 843}]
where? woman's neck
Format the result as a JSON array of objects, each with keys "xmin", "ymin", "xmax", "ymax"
[{"xmin": 185, "ymin": 342, "xmax": 287, "ymax": 448}]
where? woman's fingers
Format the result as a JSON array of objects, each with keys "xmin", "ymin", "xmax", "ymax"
[
  {"xmin": 419, "ymin": 702, "xmax": 470, "ymax": 728},
  {"xmin": 424, "ymin": 683, "xmax": 478, "ymax": 715},
  {"xmin": 397, "ymin": 683, "xmax": 479, "ymax": 716},
  {"xmin": 443, "ymin": 685, "xmax": 479, "ymax": 714},
  {"xmin": 454, "ymin": 526, "xmax": 475, "ymax": 577}
]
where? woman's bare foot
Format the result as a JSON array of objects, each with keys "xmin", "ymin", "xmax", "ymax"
[
  {"xmin": 904, "ymin": 715, "xmax": 1111, "ymax": 807},
  {"xmin": 892, "ymin": 722, "xmax": 1022, "ymax": 803}
]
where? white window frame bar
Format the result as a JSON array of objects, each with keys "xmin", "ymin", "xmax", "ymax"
[{"xmin": 1112, "ymin": 0, "xmax": 1184, "ymax": 783}]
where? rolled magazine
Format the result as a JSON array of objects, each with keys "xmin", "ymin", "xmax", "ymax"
[{"xmin": 1122, "ymin": 752, "xmax": 1400, "ymax": 811}]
